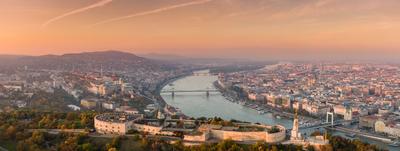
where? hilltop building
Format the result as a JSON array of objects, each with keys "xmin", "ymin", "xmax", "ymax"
[{"xmin": 94, "ymin": 113, "xmax": 286, "ymax": 143}]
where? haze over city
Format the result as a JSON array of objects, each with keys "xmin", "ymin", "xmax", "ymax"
[
  {"xmin": 2, "ymin": 1, "xmax": 400, "ymax": 151},
  {"xmin": 1, "ymin": 0, "xmax": 400, "ymax": 60}
]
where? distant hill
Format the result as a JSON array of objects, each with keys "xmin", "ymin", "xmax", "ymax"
[
  {"xmin": 0, "ymin": 55, "xmax": 26, "ymax": 62},
  {"xmin": 2, "ymin": 51, "xmax": 175, "ymax": 71},
  {"xmin": 140, "ymin": 53, "xmax": 188, "ymax": 61},
  {"xmin": 140, "ymin": 53, "xmax": 259, "ymax": 65},
  {"xmin": 0, "ymin": 51, "xmax": 271, "ymax": 72},
  {"xmin": 0, "ymin": 55, "xmax": 27, "ymax": 69}
]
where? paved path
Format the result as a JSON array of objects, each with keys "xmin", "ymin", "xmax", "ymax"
[{"xmin": 328, "ymin": 126, "xmax": 392, "ymax": 143}]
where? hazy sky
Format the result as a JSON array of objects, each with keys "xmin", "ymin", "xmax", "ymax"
[{"xmin": 1, "ymin": 0, "xmax": 400, "ymax": 60}]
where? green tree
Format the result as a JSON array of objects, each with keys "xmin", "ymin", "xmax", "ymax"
[
  {"xmin": 5, "ymin": 125, "xmax": 17, "ymax": 139},
  {"xmin": 228, "ymin": 143, "xmax": 243, "ymax": 151},
  {"xmin": 30, "ymin": 131, "xmax": 45, "ymax": 145},
  {"xmin": 66, "ymin": 112, "xmax": 78, "ymax": 121},
  {"xmin": 267, "ymin": 126, "xmax": 280, "ymax": 133},
  {"xmin": 216, "ymin": 139, "xmax": 235, "ymax": 151},
  {"xmin": 81, "ymin": 143, "xmax": 94, "ymax": 151}
]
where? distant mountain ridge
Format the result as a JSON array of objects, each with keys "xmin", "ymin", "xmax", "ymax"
[
  {"xmin": 140, "ymin": 53, "xmax": 258, "ymax": 65},
  {"xmin": 0, "ymin": 54, "xmax": 26, "ymax": 61},
  {"xmin": 0, "ymin": 55, "xmax": 28, "ymax": 69},
  {"xmin": 1, "ymin": 51, "xmax": 174, "ymax": 71}
]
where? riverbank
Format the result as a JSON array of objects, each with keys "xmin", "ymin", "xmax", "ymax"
[
  {"xmin": 213, "ymin": 79, "xmax": 318, "ymax": 124},
  {"xmin": 160, "ymin": 71, "xmax": 293, "ymax": 127},
  {"xmin": 153, "ymin": 72, "xmax": 196, "ymax": 108},
  {"xmin": 154, "ymin": 69, "xmax": 213, "ymax": 117}
]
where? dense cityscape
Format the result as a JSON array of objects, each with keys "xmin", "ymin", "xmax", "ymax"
[
  {"xmin": 218, "ymin": 63, "xmax": 400, "ymax": 142},
  {"xmin": 2, "ymin": 0, "xmax": 400, "ymax": 151},
  {"xmin": 0, "ymin": 51, "xmax": 396, "ymax": 151}
]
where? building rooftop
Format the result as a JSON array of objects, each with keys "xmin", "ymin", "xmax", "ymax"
[{"xmin": 95, "ymin": 112, "xmax": 141, "ymax": 123}]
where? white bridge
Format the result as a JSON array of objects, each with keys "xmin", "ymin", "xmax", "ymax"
[{"xmin": 287, "ymin": 111, "xmax": 357, "ymax": 131}]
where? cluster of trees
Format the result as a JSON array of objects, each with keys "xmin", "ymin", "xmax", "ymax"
[
  {"xmin": 28, "ymin": 88, "xmax": 78, "ymax": 111},
  {"xmin": 187, "ymin": 140, "xmax": 302, "ymax": 151},
  {"xmin": 267, "ymin": 126, "xmax": 280, "ymax": 133},
  {"xmin": 195, "ymin": 117, "xmax": 250, "ymax": 127},
  {"xmin": 126, "ymin": 96, "xmax": 152, "ymax": 112},
  {"xmin": 3, "ymin": 132, "xmax": 386, "ymax": 151},
  {"xmin": 14, "ymin": 131, "xmax": 122, "ymax": 151},
  {"xmin": 1, "ymin": 87, "xmax": 81, "ymax": 112},
  {"xmin": 0, "ymin": 110, "xmax": 97, "ymax": 143},
  {"xmin": 0, "ymin": 110, "xmax": 387, "ymax": 151},
  {"xmin": 329, "ymin": 136, "xmax": 385, "ymax": 151},
  {"xmin": 140, "ymin": 136, "xmax": 385, "ymax": 151},
  {"xmin": 209, "ymin": 117, "xmax": 236, "ymax": 126},
  {"xmin": 139, "ymin": 139, "xmax": 303, "ymax": 151},
  {"xmin": 172, "ymin": 117, "xmax": 244, "ymax": 127},
  {"xmin": 0, "ymin": 86, "xmax": 81, "ymax": 113},
  {"xmin": 309, "ymin": 131, "xmax": 385, "ymax": 151}
]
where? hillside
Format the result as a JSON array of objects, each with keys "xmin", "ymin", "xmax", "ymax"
[{"xmin": 4, "ymin": 51, "xmax": 175, "ymax": 72}]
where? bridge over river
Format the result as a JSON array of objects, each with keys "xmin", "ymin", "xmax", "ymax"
[
  {"xmin": 286, "ymin": 119, "xmax": 358, "ymax": 132},
  {"xmin": 161, "ymin": 89, "xmax": 219, "ymax": 97}
]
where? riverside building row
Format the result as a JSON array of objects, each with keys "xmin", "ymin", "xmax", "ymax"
[{"xmin": 217, "ymin": 63, "xmax": 400, "ymax": 138}]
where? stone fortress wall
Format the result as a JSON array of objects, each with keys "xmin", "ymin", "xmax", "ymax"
[
  {"xmin": 95, "ymin": 113, "xmax": 286, "ymax": 143},
  {"xmin": 209, "ymin": 125, "xmax": 286, "ymax": 143},
  {"xmin": 184, "ymin": 124, "xmax": 286, "ymax": 143}
]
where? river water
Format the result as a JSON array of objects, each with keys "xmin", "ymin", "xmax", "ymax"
[{"xmin": 161, "ymin": 70, "xmax": 293, "ymax": 128}]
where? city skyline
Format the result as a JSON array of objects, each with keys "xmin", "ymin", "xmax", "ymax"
[
  {"xmin": 2, "ymin": 1, "xmax": 400, "ymax": 150},
  {"xmin": 1, "ymin": 0, "xmax": 400, "ymax": 60}
]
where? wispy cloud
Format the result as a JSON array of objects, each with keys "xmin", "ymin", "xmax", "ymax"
[
  {"xmin": 90, "ymin": 0, "xmax": 213, "ymax": 27},
  {"xmin": 266, "ymin": 0, "xmax": 336, "ymax": 20},
  {"xmin": 227, "ymin": 6, "xmax": 267, "ymax": 17},
  {"xmin": 42, "ymin": 0, "xmax": 113, "ymax": 28},
  {"xmin": 224, "ymin": 0, "xmax": 276, "ymax": 17}
]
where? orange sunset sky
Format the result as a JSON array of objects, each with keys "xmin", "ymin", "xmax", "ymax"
[{"xmin": 1, "ymin": 0, "xmax": 400, "ymax": 59}]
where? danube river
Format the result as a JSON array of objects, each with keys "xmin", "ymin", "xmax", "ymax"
[
  {"xmin": 161, "ymin": 70, "xmax": 293, "ymax": 128},
  {"xmin": 161, "ymin": 70, "xmax": 396, "ymax": 151}
]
